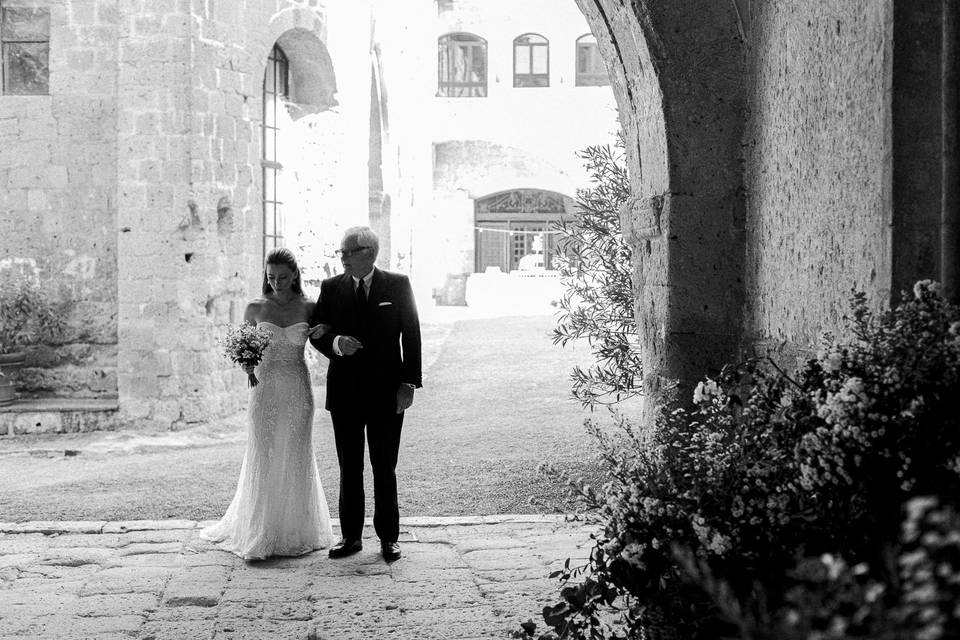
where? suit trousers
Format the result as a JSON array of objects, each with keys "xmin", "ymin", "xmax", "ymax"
[{"xmin": 330, "ymin": 407, "xmax": 404, "ymax": 544}]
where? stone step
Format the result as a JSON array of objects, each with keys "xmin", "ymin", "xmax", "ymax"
[{"xmin": 0, "ymin": 398, "xmax": 121, "ymax": 436}]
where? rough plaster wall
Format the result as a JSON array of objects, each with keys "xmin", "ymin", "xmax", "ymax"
[
  {"xmin": 742, "ymin": 1, "xmax": 892, "ymax": 354},
  {"xmin": 0, "ymin": 0, "xmax": 119, "ymax": 399}
]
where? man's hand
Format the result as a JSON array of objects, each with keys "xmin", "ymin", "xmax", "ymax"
[
  {"xmin": 339, "ymin": 336, "xmax": 363, "ymax": 356},
  {"xmin": 307, "ymin": 323, "xmax": 330, "ymax": 339},
  {"xmin": 396, "ymin": 384, "xmax": 414, "ymax": 414}
]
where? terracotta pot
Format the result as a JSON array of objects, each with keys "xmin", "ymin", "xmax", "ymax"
[{"xmin": 0, "ymin": 351, "xmax": 27, "ymax": 407}]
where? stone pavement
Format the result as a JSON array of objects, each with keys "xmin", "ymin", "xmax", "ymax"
[{"xmin": 0, "ymin": 515, "xmax": 595, "ymax": 640}]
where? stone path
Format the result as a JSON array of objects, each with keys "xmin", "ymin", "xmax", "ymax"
[{"xmin": 0, "ymin": 516, "xmax": 595, "ymax": 639}]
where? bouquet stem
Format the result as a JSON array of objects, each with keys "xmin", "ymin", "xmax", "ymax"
[{"xmin": 247, "ymin": 372, "xmax": 259, "ymax": 387}]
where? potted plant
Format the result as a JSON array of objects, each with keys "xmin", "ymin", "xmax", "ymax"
[{"xmin": 0, "ymin": 274, "xmax": 66, "ymax": 406}]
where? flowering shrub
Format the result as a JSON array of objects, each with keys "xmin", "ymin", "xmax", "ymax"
[{"xmin": 520, "ymin": 282, "xmax": 960, "ymax": 639}]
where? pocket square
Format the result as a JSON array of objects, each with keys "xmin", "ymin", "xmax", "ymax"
[{"xmin": 378, "ymin": 301, "xmax": 393, "ymax": 307}]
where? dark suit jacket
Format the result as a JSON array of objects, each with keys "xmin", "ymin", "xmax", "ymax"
[{"xmin": 310, "ymin": 268, "xmax": 422, "ymax": 413}]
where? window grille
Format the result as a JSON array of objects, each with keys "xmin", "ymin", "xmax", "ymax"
[
  {"xmin": 438, "ymin": 33, "xmax": 487, "ymax": 97},
  {"xmin": 513, "ymin": 33, "xmax": 549, "ymax": 88},
  {"xmin": 575, "ymin": 34, "xmax": 609, "ymax": 87},
  {"xmin": 262, "ymin": 44, "xmax": 289, "ymax": 258},
  {"xmin": 0, "ymin": 5, "xmax": 49, "ymax": 95}
]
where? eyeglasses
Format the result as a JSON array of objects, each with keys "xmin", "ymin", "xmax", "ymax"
[{"xmin": 335, "ymin": 247, "xmax": 372, "ymax": 258}]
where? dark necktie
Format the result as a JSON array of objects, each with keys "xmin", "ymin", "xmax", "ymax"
[{"xmin": 357, "ymin": 280, "xmax": 367, "ymax": 307}]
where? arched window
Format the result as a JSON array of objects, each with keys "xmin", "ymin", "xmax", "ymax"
[
  {"xmin": 513, "ymin": 33, "xmax": 549, "ymax": 88},
  {"xmin": 262, "ymin": 44, "xmax": 289, "ymax": 257},
  {"xmin": 438, "ymin": 33, "xmax": 487, "ymax": 97},
  {"xmin": 575, "ymin": 34, "xmax": 609, "ymax": 87}
]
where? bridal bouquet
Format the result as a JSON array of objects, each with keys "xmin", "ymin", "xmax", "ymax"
[{"xmin": 219, "ymin": 324, "xmax": 272, "ymax": 387}]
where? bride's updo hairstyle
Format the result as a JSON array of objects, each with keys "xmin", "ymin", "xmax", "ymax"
[{"xmin": 262, "ymin": 247, "xmax": 305, "ymax": 296}]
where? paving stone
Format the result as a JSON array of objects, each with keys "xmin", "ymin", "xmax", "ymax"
[
  {"xmin": 221, "ymin": 585, "xmax": 313, "ymax": 603},
  {"xmin": 37, "ymin": 547, "xmax": 114, "ymax": 567},
  {"xmin": 0, "ymin": 518, "xmax": 588, "ymax": 639},
  {"xmin": 79, "ymin": 565, "xmax": 172, "ymax": 596},
  {"xmin": 75, "ymin": 592, "xmax": 160, "ymax": 617},
  {"xmin": 0, "ymin": 552, "xmax": 40, "ymax": 568},
  {"xmin": 117, "ymin": 529, "xmax": 196, "ymax": 544},
  {"xmin": 42, "ymin": 533, "xmax": 130, "ymax": 549},
  {"xmin": 389, "ymin": 566, "xmax": 476, "ymax": 583},
  {"xmin": 33, "ymin": 613, "xmax": 147, "ymax": 637},
  {"xmin": 213, "ymin": 617, "xmax": 314, "ymax": 639},
  {"xmin": 117, "ymin": 541, "xmax": 185, "ymax": 556},
  {"xmin": 177, "ymin": 549, "xmax": 237, "ymax": 567},
  {"xmin": 0, "ymin": 521, "xmax": 107, "ymax": 535},
  {"xmin": 308, "ymin": 572, "xmax": 395, "ymax": 599},
  {"xmin": 148, "ymin": 604, "xmax": 219, "ymax": 622},
  {"xmin": 139, "ymin": 618, "xmax": 217, "ymax": 640},
  {"xmin": 103, "ymin": 519, "xmax": 197, "ymax": 533},
  {"xmin": 393, "ymin": 542, "xmax": 468, "ymax": 569},
  {"xmin": 215, "ymin": 600, "xmax": 264, "ymax": 619},
  {"xmin": 460, "ymin": 548, "xmax": 546, "ymax": 570},
  {"xmin": 110, "ymin": 552, "xmax": 184, "ymax": 568},
  {"xmin": 19, "ymin": 563, "xmax": 102, "ymax": 581},
  {"xmin": 262, "ymin": 600, "xmax": 314, "ymax": 621}
]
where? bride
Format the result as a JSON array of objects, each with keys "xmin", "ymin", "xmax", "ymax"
[{"xmin": 201, "ymin": 248, "xmax": 335, "ymax": 560}]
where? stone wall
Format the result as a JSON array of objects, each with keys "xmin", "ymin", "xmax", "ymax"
[
  {"xmin": 115, "ymin": 1, "xmax": 352, "ymax": 428},
  {"xmin": 574, "ymin": 0, "xmax": 906, "ymax": 416},
  {"xmin": 741, "ymin": 0, "xmax": 893, "ymax": 355},
  {"xmin": 0, "ymin": 0, "xmax": 119, "ymax": 399}
]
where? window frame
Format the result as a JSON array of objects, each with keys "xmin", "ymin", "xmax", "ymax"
[
  {"xmin": 575, "ymin": 33, "xmax": 609, "ymax": 87},
  {"xmin": 513, "ymin": 33, "xmax": 549, "ymax": 88},
  {"xmin": 262, "ymin": 43, "xmax": 289, "ymax": 259},
  {"xmin": 0, "ymin": 5, "xmax": 51, "ymax": 95},
  {"xmin": 437, "ymin": 32, "xmax": 487, "ymax": 98}
]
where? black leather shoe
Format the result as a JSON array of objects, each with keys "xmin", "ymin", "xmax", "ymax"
[
  {"xmin": 328, "ymin": 538, "xmax": 362, "ymax": 559},
  {"xmin": 381, "ymin": 541, "xmax": 401, "ymax": 562}
]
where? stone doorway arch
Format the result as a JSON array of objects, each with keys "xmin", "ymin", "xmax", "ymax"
[{"xmin": 574, "ymin": 1, "xmax": 747, "ymax": 411}]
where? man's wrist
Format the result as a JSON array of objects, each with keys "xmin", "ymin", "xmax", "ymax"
[{"xmin": 400, "ymin": 382, "xmax": 416, "ymax": 390}]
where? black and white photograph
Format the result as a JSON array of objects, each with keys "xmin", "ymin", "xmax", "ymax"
[{"xmin": 1, "ymin": 1, "xmax": 958, "ymax": 638}]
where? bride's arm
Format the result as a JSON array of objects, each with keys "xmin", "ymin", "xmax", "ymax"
[{"xmin": 304, "ymin": 300, "xmax": 330, "ymax": 339}]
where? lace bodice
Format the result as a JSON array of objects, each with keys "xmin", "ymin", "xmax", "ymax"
[{"xmin": 258, "ymin": 321, "xmax": 309, "ymax": 364}]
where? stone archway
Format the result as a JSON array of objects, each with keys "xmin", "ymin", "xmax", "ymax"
[{"xmin": 573, "ymin": 1, "xmax": 747, "ymax": 411}]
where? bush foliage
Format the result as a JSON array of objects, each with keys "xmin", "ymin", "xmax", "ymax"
[
  {"xmin": 552, "ymin": 143, "xmax": 641, "ymax": 410},
  {"xmin": 524, "ymin": 281, "xmax": 960, "ymax": 640}
]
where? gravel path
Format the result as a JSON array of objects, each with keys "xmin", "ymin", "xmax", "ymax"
[{"xmin": 0, "ymin": 313, "xmax": 612, "ymax": 521}]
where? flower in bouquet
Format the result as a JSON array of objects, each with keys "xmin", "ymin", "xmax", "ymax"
[{"xmin": 219, "ymin": 324, "xmax": 272, "ymax": 387}]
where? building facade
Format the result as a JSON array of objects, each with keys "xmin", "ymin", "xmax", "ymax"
[{"xmin": 0, "ymin": 0, "xmax": 616, "ymax": 430}]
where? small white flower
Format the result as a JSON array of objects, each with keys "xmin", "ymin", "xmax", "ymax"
[
  {"xmin": 913, "ymin": 279, "xmax": 940, "ymax": 299},
  {"xmin": 821, "ymin": 351, "xmax": 843, "ymax": 373},
  {"xmin": 693, "ymin": 378, "xmax": 720, "ymax": 404}
]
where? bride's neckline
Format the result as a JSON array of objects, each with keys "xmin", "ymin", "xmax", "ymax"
[{"xmin": 258, "ymin": 321, "xmax": 309, "ymax": 329}]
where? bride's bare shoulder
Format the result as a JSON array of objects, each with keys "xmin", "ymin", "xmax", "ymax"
[{"xmin": 243, "ymin": 298, "xmax": 269, "ymax": 323}]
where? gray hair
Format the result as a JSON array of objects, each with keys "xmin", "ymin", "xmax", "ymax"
[{"xmin": 343, "ymin": 225, "xmax": 380, "ymax": 257}]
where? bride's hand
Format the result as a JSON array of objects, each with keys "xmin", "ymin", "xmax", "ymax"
[
  {"xmin": 242, "ymin": 364, "xmax": 255, "ymax": 375},
  {"xmin": 307, "ymin": 323, "xmax": 330, "ymax": 338}
]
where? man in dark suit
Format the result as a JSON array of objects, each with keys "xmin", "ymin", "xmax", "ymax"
[{"xmin": 309, "ymin": 226, "xmax": 422, "ymax": 562}]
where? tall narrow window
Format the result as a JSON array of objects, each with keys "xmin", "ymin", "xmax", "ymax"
[
  {"xmin": 438, "ymin": 33, "xmax": 486, "ymax": 97},
  {"xmin": 513, "ymin": 33, "xmax": 548, "ymax": 88},
  {"xmin": 262, "ymin": 44, "xmax": 288, "ymax": 258},
  {"xmin": 575, "ymin": 34, "xmax": 609, "ymax": 87},
  {"xmin": 0, "ymin": 5, "xmax": 50, "ymax": 95}
]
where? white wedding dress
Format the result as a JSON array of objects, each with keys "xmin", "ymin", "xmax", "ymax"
[{"xmin": 200, "ymin": 321, "xmax": 334, "ymax": 560}]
